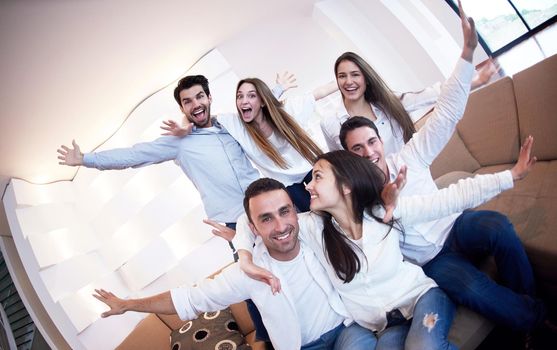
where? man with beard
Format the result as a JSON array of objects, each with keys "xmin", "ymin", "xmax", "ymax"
[
  {"xmin": 92, "ymin": 178, "xmax": 377, "ymax": 350},
  {"xmin": 57, "ymin": 75, "xmax": 282, "ymax": 231}
]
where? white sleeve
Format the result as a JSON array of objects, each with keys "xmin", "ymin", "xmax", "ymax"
[
  {"xmin": 232, "ymin": 214, "xmax": 257, "ymax": 252},
  {"xmin": 283, "ymin": 92, "xmax": 316, "ymax": 127},
  {"xmin": 170, "ymin": 265, "xmax": 251, "ymax": 321},
  {"xmin": 395, "ymin": 58, "xmax": 474, "ymax": 168},
  {"xmin": 394, "ymin": 170, "xmax": 514, "ymax": 226},
  {"xmin": 397, "ymin": 82, "xmax": 442, "ymax": 123}
]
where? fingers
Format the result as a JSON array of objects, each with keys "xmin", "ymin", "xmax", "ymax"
[
  {"xmin": 382, "ymin": 207, "xmax": 394, "ymax": 223},
  {"xmin": 203, "ymin": 218, "xmax": 225, "ymax": 230}
]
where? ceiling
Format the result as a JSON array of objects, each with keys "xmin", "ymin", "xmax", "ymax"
[{"xmin": 0, "ymin": 0, "xmax": 316, "ymax": 196}]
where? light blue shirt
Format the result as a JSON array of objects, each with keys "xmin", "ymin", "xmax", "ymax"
[{"xmin": 83, "ymin": 117, "xmax": 259, "ymax": 222}]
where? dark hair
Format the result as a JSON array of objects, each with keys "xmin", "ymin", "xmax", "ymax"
[
  {"xmin": 173, "ymin": 75, "xmax": 211, "ymax": 106},
  {"xmin": 243, "ymin": 178, "xmax": 287, "ymax": 224},
  {"xmin": 236, "ymin": 78, "xmax": 322, "ymax": 168},
  {"xmin": 334, "ymin": 52, "xmax": 416, "ymax": 143},
  {"xmin": 316, "ymin": 150, "xmax": 399, "ymax": 283},
  {"xmin": 339, "ymin": 116, "xmax": 381, "ymax": 150}
]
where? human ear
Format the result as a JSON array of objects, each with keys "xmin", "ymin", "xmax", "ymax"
[{"xmin": 342, "ymin": 184, "xmax": 352, "ymax": 196}]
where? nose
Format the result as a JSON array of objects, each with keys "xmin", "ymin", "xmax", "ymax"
[
  {"xmin": 362, "ymin": 145, "xmax": 373, "ymax": 159},
  {"xmin": 304, "ymin": 180, "xmax": 313, "ymax": 192},
  {"xmin": 274, "ymin": 217, "xmax": 288, "ymax": 233}
]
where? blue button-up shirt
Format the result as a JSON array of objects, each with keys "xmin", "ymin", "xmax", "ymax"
[{"xmin": 83, "ymin": 116, "xmax": 259, "ymax": 222}]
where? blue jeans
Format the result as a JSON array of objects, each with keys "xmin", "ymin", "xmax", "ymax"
[
  {"xmin": 422, "ymin": 210, "xmax": 545, "ymax": 331},
  {"xmin": 286, "ymin": 171, "xmax": 312, "ymax": 213},
  {"xmin": 302, "ymin": 323, "xmax": 378, "ymax": 350},
  {"xmin": 376, "ymin": 288, "xmax": 456, "ymax": 350}
]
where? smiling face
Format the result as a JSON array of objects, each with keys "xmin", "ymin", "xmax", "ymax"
[
  {"xmin": 179, "ymin": 85, "xmax": 212, "ymax": 128},
  {"xmin": 236, "ymin": 82, "xmax": 264, "ymax": 124},
  {"xmin": 247, "ymin": 189, "xmax": 300, "ymax": 261},
  {"xmin": 306, "ymin": 159, "xmax": 350, "ymax": 213},
  {"xmin": 344, "ymin": 126, "xmax": 388, "ymax": 176},
  {"xmin": 336, "ymin": 59, "xmax": 367, "ymax": 103}
]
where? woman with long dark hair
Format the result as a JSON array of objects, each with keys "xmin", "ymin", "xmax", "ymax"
[{"xmin": 234, "ymin": 147, "xmax": 532, "ymax": 349}]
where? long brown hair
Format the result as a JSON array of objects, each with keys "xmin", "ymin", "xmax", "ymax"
[
  {"xmin": 236, "ymin": 78, "xmax": 323, "ymax": 169},
  {"xmin": 316, "ymin": 151, "xmax": 401, "ymax": 283},
  {"xmin": 334, "ymin": 52, "xmax": 416, "ymax": 143}
]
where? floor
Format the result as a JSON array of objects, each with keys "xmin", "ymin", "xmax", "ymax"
[{"xmin": 475, "ymin": 20, "xmax": 557, "ymax": 350}]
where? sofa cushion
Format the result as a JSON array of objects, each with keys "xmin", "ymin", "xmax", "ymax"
[
  {"xmin": 457, "ymin": 76, "xmax": 520, "ymax": 167},
  {"xmin": 513, "ymin": 53, "xmax": 557, "ymax": 160},
  {"xmin": 170, "ymin": 308, "xmax": 249, "ymax": 350},
  {"xmin": 116, "ymin": 314, "xmax": 172, "ymax": 350}
]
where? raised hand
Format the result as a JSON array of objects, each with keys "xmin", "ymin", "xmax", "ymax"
[
  {"xmin": 459, "ymin": 0, "xmax": 478, "ymax": 62},
  {"xmin": 471, "ymin": 59, "xmax": 499, "ymax": 89},
  {"xmin": 161, "ymin": 119, "xmax": 193, "ymax": 137},
  {"xmin": 511, "ymin": 135, "xmax": 536, "ymax": 181},
  {"xmin": 238, "ymin": 251, "xmax": 281, "ymax": 294},
  {"xmin": 57, "ymin": 139, "xmax": 84, "ymax": 166},
  {"xmin": 203, "ymin": 219, "xmax": 236, "ymax": 242},
  {"xmin": 276, "ymin": 71, "xmax": 298, "ymax": 93},
  {"xmin": 93, "ymin": 289, "xmax": 127, "ymax": 318},
  {"xmin": 381, "ymin": 165, "xmax": 407, "ymax": 223}
]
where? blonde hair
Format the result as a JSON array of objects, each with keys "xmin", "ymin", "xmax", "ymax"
[{"xmin": 236, "ymin": 78, "xmax": 323, "ymax": 169}]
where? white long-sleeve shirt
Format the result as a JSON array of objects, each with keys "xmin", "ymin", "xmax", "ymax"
[
  {"xmin": 319, "ymin": 82, "xmax": 441, "ymax": 153},
  {"xmin": 218, "ymin": 93, "xmax": 316, "ymax": 186},
  {"xmin": 385, "ymin": 59, "xmax": 485, "ymax": 265},
  {"xmin": 234, "ymin": 169, "xmax": 513, "ymax": 332},
  {"xmin": 170, "ymin": 241, "xmax": 352, "ymax": 350}
]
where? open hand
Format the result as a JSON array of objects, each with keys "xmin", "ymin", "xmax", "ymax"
[
  {"xmin": 276, "ymin": 71, "xmax": 298, "ymax": 93},
  {"xmin": 511, "ymin": 135, "xmax": 536, "ymax": 181},
  {"xmin": 203, "ymin": 219, "xmax": 236, "ymax": 242},
  {"xmin": 160, "ymin": 120, "xmax": 193, "ymax": 137},
  {"xmin": 57, "ymin": 139, "xmax": 84, "ymax": 166},
  {"xmin": 459, "ymin": 0, "xmax": 478, "ymax": 62},
  {"xmin": 93, "ymin": 289, "xmax": 127, "ymax": 318}
]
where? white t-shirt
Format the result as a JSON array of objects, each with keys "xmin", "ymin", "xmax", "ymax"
[{"xmin": 274, "ymin": 248, "xmax": 344, "ymax": 344}]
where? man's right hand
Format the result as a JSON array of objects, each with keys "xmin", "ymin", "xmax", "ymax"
[{"xmin": 57, "ymin": 140, "xmax": 84, "ymax": 166}]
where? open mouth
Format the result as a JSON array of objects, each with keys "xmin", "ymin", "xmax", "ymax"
[
  {"xmin": 370, "ymin": 158, "xmax": 379, "ymax": 164},
  {"xmin": 240, "ymin": 107, "xmax": 253, "ymax": 119},
  {"xmin": 192, "ymin": 107, "xmax": 205, "ymax": 120}
]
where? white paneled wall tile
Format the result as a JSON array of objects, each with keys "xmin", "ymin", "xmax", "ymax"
[
  {"xmin": 117, "ymin": 237, "xmax": 177, "ymax": 291},
  {"xmin": 39, "ymin": 252, "xmax": 109, "ymax": 302}
]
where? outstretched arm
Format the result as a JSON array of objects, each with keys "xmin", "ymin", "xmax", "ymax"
[
  {"xmin": 57, "ymin": 140, "xmax": 84, "ymax": 166},
  {"xmin": 312, "ymin": 81, "xmax": 338, "ymax": 101},
  {"xmin": 93, "ymin": 289, "xmax": 176, "ymax": 318},
  {"xmin": 398, "ymin": 136, "xmax": 536, "ymax": 225}
]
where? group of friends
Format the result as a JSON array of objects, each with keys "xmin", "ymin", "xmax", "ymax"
[{"xmin": 56, "ymin": 2, "xmax": 550, "ymax": 349}]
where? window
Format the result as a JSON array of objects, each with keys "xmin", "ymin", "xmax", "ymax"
[{"xmin": 447, "ymin": 0, "xmax": 557, "ymax": 56}]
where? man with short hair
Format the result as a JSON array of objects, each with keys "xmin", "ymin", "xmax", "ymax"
[
  {"xmin": 93, "ymin": 178, "xmax": 377, "ymax": 350},
  {"xmin": 57, "ymin": 75, "xmax": 260, "ymax": 230},
  {"xmin": 338, "ymin": 107, "xmax": 545, "ymax": 331}
]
